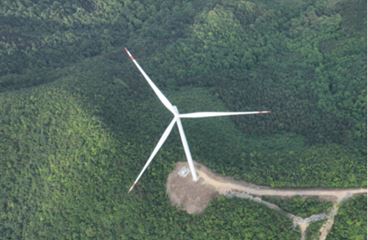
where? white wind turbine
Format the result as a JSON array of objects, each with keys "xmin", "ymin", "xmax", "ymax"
[{"xmin": 124, "ymin": 48, "xmax": 270, "ymax": 192}]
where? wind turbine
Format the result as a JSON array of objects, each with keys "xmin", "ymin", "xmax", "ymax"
[{"xmin": 124, "ymin": 48, "xmax": 270, "ymax": 192}]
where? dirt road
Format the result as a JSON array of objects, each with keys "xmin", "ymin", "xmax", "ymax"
[
  {"xmin": 197, "ymin": 167, "xmax": 366, "ymax": 201},
  {"xmin": 167, "ymin": 162, "xmax": 366, "ymax": 240}
]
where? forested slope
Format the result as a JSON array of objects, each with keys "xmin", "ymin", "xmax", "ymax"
[{"xmin": 0, "ymin": 0, "xmax": 366, "ymax": 239}]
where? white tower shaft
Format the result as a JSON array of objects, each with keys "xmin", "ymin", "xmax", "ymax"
[
  {"xmin": 173, "ymin": 106, "xmax": 198, "ymax": 182},
  {"xmin": 176, "ymin": 117, "xmax": 199, "ymax": 182}
]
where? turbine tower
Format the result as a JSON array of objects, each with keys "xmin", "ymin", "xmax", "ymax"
[{"xmin": 124, "ymin": 48, "xmax": 270, "ymax": 192}]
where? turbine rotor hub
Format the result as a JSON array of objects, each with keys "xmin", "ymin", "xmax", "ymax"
[{"xmin": 172, "ymin": 105, "xmax": 180, "ymax": 117}]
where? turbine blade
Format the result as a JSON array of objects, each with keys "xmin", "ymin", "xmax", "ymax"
[
  {"xmin": 180, "ymin": 111, "xmax": 271, "ymax": 118},
  {"xmin": 128, "ymin": 118, "xmax": 177, "ymax": 192},
  {"xmin": 176, "ymin": 118, "xmax": 199, "ymax": 181},
  {"xmin": 124, "ymin": 48, "xmax": 174, "ymax": 113}
]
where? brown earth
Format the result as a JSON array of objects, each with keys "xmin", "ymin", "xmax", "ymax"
[{"xmin": 166, "ymin": 162, "xmax": 218, "ymax": 214}]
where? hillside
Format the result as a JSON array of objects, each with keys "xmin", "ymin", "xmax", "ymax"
[{"xmin": 0, "ymin": 0, "xmax": 366, "ymax": 239}]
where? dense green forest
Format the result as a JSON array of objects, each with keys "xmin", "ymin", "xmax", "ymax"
[
  {"xmin": 0, "ymin": 0, "xmax": 366, "ymax": 239},
  {"xmin": 327, "ymin": 195, "xmax": 367, "ymax": 240},
  {"xmin": 262, "ymin": 196, "xmax": 332, "ymax": 218}
]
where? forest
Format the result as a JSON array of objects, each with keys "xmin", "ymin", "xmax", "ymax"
[{"xmin": 0, "ymin": 0, "xmax": 366, "ymax": 239}]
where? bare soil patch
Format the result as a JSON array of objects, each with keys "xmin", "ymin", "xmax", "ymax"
[{"xmin": 166, "ymin": 162, "xmax": 218, "ymax": 214}]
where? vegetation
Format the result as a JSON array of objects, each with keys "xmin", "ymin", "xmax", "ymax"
[
  {"xmin": 0, "ymin": 87, "xmax": 300, "ymax": 239},
  {"xmin": 327, "ymin": 196, "xmax": 367, "ymax": 240},
  {"xmin": 262, "ymin": 196, "xmax": 332, "ymax": 218},
  {"xmin": 306, "ymin": 220, "xmax": 325, "ymax": 240},
  {"xmin": 0, "ymin": 0, "xmax": 366, "ymax": 239}
]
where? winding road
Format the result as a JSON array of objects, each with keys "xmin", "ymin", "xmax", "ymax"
[{"xmin": 193, "ymin": 164, "xmax": 367, "ymax": 240}]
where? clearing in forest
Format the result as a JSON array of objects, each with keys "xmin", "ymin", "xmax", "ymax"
[{"xmin": 167, "ymin": 162, "xmax": 366, "ymax": 240}]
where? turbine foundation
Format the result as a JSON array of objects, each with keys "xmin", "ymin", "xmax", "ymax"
[{"xmin": 166, "ymin": 162, "xmax": 218, "ymax": 214}]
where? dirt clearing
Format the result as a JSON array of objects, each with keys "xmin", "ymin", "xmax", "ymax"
[{"xmin": 166, "ymin": 162, "xmax": 218, "ymax": 214}]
